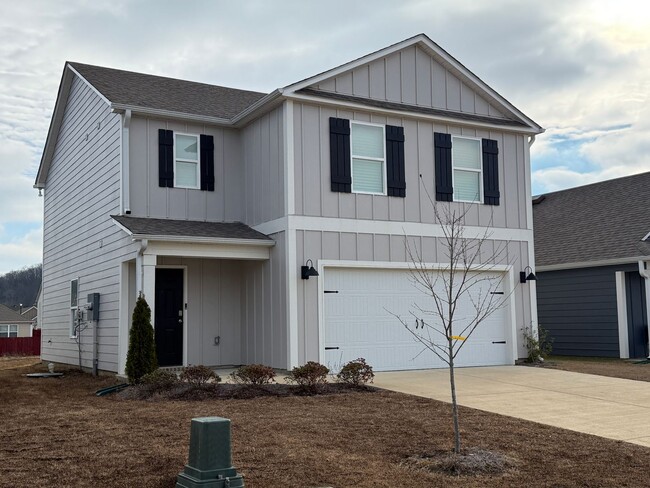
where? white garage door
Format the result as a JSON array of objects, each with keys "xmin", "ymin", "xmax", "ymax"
[{"xmin": 323, "ymin": 267, "xmax": 511, "ymax": 372}]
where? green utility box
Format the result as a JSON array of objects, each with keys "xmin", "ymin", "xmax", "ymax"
[{"xmin": 176, "ymin": 417, "xmax": 244, "ymax": 487}]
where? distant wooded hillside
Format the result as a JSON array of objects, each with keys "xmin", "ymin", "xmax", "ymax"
[{"xmin": 0, "ymin": 264, "xmax": 42, "ymax": 309}]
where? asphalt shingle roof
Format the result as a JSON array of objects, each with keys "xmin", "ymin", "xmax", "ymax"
[
  {"xmin": 69, "ymin": 62, "xmax": 267, "ymax": 119},
  {"xmin": 533, "ymin": 171, "xmax": 650, "ymax": 267},
  {"xmin": 0, "ymin": 304, "xmax": 32, "ymax": 323},
  {"xmin": 112, "ymin": 216, "xmax": 273, "ymax": 242}
]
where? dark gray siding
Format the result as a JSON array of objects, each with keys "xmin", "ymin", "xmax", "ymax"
[{"xmin": 537, "ymin": 264, "xmax": 637, "ymax": 357}]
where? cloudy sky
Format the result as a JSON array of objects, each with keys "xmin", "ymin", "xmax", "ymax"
[{"xmin": 0, "ymin": 0, "xmax": 649, "ymax": 274}]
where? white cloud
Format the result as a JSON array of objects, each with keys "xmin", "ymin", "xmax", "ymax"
[{"xmin": 0, "ymin": 226, "xmax": 42, "ymax": 275}]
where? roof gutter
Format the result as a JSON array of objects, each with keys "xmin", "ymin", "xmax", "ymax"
[
  {"xmin": 110, "ymin": 104, "xmax": 232, "ymax": 126},
  {"xmin": 129, "ymin": 234, "xmax": 275, "ymax": 247},
  {"xmin": 231, "ymin": 89, "xmax": 284, "ymax": 127}
]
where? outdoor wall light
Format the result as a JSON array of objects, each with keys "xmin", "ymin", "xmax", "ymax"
[
  {"xmin": 520, "ymin": 266, "xmax": 537, "ymax": 284},
  {"xmin": 301, "ymin": 259, "xmax": 319, "ymax": 280}
]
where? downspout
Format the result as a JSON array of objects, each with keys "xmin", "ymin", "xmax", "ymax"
[
  {"xmin": 122, "ymin": 109, "xmax": 132, "ymax": 214},
  {"xmin": 135, "ymin": 239, "xmax": 148, "ymax": 296},
  {"xmin": 638, "ymin": 260, "xmax": 650, "ymax": 359}
]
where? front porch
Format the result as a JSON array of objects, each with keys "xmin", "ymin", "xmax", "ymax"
[{"xmin": 113, "ymin": 216, "xmax": 286, "ymax": 375}]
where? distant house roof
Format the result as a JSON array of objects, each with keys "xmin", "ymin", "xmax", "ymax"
[
  {"xmin": 533, "ymin": 171, "xmax": 650, "ymax": 268},
  {"xmin": 21, "ymin": 306, "xmax": 38, "ymax": 320},
  {"xmin": 111, "ymin": 216, "xmax": 274, "ymax": 243},
  {"xmin": 0, "ymin": 304, "xmax": 32, "ymax": 323},
  {"xmin": 69, "ymin": 62, "xmax": 268, "ymax": 120}
]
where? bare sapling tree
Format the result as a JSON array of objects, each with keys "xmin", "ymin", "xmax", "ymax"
[{"xmin": 395, "ymin": 195, "xmax": 514, "ymax": 454}]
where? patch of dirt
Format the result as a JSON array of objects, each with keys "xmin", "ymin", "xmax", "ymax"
[
  {"xmin": 534, "ymin": 356, "xmax": 650, "ymax": 382},
  {"xmin": 404, "ymin": 448, "xmax": 517, "ymax": 476},
  {"xmin": 2, "ymin": 363, "xmax": 650, "ymax": 487}
]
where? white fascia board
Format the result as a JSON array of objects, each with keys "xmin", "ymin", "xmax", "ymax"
[
  {"xmin": 67, "ymin": 64, "xmax": 112, "ymax": 106},
  {"xmin": 110, "ymin": 104, "xmax": 232, "ymax": 126},
  {"xmin": 283, "ymin": 33, "xmax": 542, "ymax": 133},
  {"xmin": 536, "ymin": 256, "xmax": 647, "ymax": 272},
  {"xmin": 231, "ymin": 90, "xmax": 284, "ymax": 126},
  {"xmin": 145, "ymin": 241, "xmax": 270, "ymax": 260},
  {"xmin": 288, "ymin": 215, "xmax": 533, "ymax": 242},
  {"xmin": 130, "ymin": 234, "xmax": 275, "ymax": 247},
  {"xmin": 288, "ymin": 93, "xmax": 540, "ymax": 135}
]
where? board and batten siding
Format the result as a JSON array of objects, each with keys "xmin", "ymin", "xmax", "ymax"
[
  {"xmin": 128, "ymin": 116, "xmax": 245, "ymax": 222},
  {"xmin": 536, "ymin": 264, "xmax": 639, "ymax": 357},
  {"xmin": 296, "ymin": 230, "xmax": 533, "ymax": 363},
  {"xmin": 315, "ymin": 45, "xmax": 509, "ymax": 119},
  {"xmin": 292, "ymin": 102, "xmax": 529, "ymax": 230},
  {"xmin": 241, "ymin": 231, "xmax": 287, "ymax": 368},
  {"xmin": 41, "ymin": 74, "xmax": 136, "ymax": 372},
  {"xmin": 241, "ymin": 105, "xmax": 285, "ymax": 226}
]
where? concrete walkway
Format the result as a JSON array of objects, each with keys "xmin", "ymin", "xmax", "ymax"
[{"xmin": 373, "ymin": 366, "xmax": 650, "ymax": 447}]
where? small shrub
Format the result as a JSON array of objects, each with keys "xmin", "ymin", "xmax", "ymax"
[
  {"xmin": 180, "ymin": 365, "xmax": 220, "ymax": 385},
  {"xmin": 141, "ymin": 369, "xmax": 178, "ymax": 391},
  {"xmin": 125, "ymin": 295, "xmax": 158, "ymax": 384},
  {"xmin": 230, "ymin": 364, "xmax": 276, "ymax": 385},
  {"xmin": 337, "ymin": 358, "xmax": 374, "ymax": 386},
  {"xmin": 522, "ymin": 324, "xmax": 553, "ymax": 363},
  {"xmin": 286, "ymin": 361, "xmax": 329, "ymax": 393}
]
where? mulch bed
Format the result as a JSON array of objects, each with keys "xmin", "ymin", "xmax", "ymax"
[{"xmin": 2, "ymin": 362, "xmax": 649, "ymax": 487}]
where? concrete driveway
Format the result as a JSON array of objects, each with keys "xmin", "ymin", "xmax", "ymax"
[{"xmin": 373, "ymin": 366, "xmax": 650, "ymax": 447}]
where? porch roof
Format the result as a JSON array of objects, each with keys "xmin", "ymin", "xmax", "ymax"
[{"xmin": 111, "ymin": 215, "xmax": 274, "ymax": 245}]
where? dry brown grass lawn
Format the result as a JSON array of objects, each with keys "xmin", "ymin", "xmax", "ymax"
[
  {"xmin": 2, "ymin": 362, "xmax": 650, "ymax": 487},
  {"xmin": 540, "ymin": 355, "xmax": 650, "ymax": 382}
]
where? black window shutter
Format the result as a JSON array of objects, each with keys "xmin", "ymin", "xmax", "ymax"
[
  {"xmin": 434, "ymin": 132, "xmax": 453, "ymax": 201},
  {"xmin": 386, "ymin": 125, "xmax": 406, "ymax": 197},
  {"xmin": 158, "ymin": 129, "xmax": 174, "ymax": 188},
  {"xmin": 482, "ymin": 139, "xmax": 500, "ymax": 205},
  {"xmin": 200, "ymin": 134, "xmax": 215, "ymax": 191},
  {"xmin": 329, "ymin": 117, "xmax": 351, "ymax": 193}
]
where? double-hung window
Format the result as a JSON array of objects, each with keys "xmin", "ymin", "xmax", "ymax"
[
  {"xmin": 174, "ymin": 134, "xmax": 200, "ymax": 189},
  {"xmin": 452, "ymin": 136, "xmax": 482, "ymax": 203},
  {"xmin": 0, "ymin": 324, "xmax": 17, "ymax": 338},
  {"xmin": 351, "ymin": 122, "xmax": 386, "ymax": 195}
]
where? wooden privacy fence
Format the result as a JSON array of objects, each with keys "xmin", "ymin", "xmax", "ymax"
[{"xmin": 0, "ymin": 329, "xmax": 41, "ymax": 356}]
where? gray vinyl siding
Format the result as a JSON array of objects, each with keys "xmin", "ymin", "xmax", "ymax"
[
  {"xmin": 41, "ymin": 74, "xmax": 134, "ymax": 372},
  {"xmin": 241, "ymin": 231, "xmax": 287, "ymax": 368},
  {"xmin": 296, "ymin": 230, "xmax": 533, "ymax": 363},
  {"xmin": 293, "ymin": 102, "xmax": 529, "ymax": 229},
  {"xmin": 536, "ymin": 264, "xmax": 638, "ymax": 357},
  {"xmin": 241, "ymin": 105, "xmax": 285, "ymax": 226},
  {"xmin": 315, "ymin": 45, "xmax": 509, "ymax": 119},
  {"xmin": 129, "ymin": 116, "xmax": 244, "ymax": 222}
]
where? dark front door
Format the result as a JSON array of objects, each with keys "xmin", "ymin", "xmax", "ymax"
[
  {"xmin": 155, "ymin": 268, "xmax": 184, "ymax": 366},
  {"xmin": 626, "ymin": 271, "xmax": 648, "ymax": 358}
]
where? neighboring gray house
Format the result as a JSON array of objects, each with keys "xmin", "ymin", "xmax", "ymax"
[
  {"xmin": 0, "ymin": 304, "xmax": 33, "ymax": 338},
  {"xmin": 35, "ymin": 34, "xmax": 543, "ymax": 374},
  {"xmin": 534, "ymin": 172, "xmax": 650, "ymax": 358}
]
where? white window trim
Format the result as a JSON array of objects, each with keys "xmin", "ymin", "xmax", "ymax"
[
  {"xmin": 173, "ymin": 132, "xmax": 201, "ymax": 190},
  {"xmin": 70, "ymin": 278, "xmax": 79, "ymax": 339},
  {"xmin": 0, "ymin": 324, "xmax": 17, "ymax": 338},
  {"xmin": 451, "ymin": 135, "xmax": 483, "ymax": 204},
  {"xmin": 350, "ymin": 121, "xmax": 387, "ymax": 196}
]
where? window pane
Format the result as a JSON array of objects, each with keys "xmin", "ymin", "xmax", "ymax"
[
  {"xmin": 176, "ymin": 161, "xmax": 198, "ymax": 187},
  {"xmin": 10, "ymin": 325, "xmax": 17, "ymax": 333},
  {"xmin": 352, "ymin": 158, "xmax": 384, "ymax": 193},
  {"xmin": 352, "ymin": 124, "xmax": 384, "ymax": 159},
  {"xmin": 454, "ymin": 170, "xmax": 480, "ymax": 201},
  {"xmin": 70, "ymin": 279, "xmax": 78, "ymax": 307},
  {"xmin": 0, "ymin": 325, "xmax": 7, "ymax": 337},
  {"xmin": 176, "ymin": 135, "xmax": 198, "ymax": 161},
  {"xmin": 453, "ymin": 138, "xmax": 481, "ymax": 169}
]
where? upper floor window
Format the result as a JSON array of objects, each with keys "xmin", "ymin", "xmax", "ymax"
[
  {"xmin": 452, "ymin": 136, "xmax": 482, "ymax": 203},
  {"xmin": 174, "ymin": 134, "xmax": 200, "ymax": 189},
  {"xmin": 0, "ymin": 324, "xmax": 17, "ymax": 338},
  {"xmin": 351, "ymin": 122, "xmax": 386, "ymax": 195},
  {"xmin": 70, "ymin": 278, "xmax": 79, "ymax": 338}
]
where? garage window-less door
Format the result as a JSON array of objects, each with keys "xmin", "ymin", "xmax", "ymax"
[{"xmin": 323, "ymin": 267, "xmax": 510, "ymax": 372}]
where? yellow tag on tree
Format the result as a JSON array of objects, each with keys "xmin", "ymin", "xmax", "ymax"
[{"xmin": 450, "ymin": 335, "xmax": 467, "ymax": 341}]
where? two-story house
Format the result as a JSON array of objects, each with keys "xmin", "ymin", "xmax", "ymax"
[{"xmin": 35, "ymin": 34, "xmax": 543, "ymax": 375}]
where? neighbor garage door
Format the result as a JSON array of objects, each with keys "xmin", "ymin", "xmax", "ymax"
[{"xmin": 323, "ymin": 267, "xmax": 511, "ymax": 372}]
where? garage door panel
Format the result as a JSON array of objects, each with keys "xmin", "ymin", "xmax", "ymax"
[{"xmin": 323, "ymin": 267, "xmax": 509, "ymax": 372}]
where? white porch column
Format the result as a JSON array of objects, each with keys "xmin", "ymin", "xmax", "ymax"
[{"xmin": 142, "ymin": 253, "xmax": 157, "ymax": 327}]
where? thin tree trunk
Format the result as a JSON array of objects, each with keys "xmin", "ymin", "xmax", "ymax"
[{"xmin": 449, "ymin": 342, "xmax": 461, "ymax": 454}]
